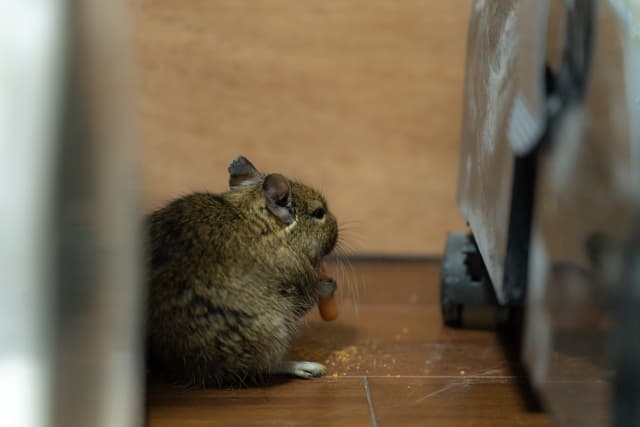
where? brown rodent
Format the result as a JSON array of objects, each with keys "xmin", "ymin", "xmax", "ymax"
[{"xmin": 146, "ymin": 156, "xmax": 338, "ymax": 387}]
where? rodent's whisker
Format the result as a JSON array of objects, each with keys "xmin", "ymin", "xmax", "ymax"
[
  {"xmin": 344, "ymin": 257, "xmax": 361, "ymax": 315},
  {"xmin": 336, "ymin": 233, "xmax": 365, "ymax": 251},
  {"xmin": 327, "ymin": 246, "xmax": 360, "ymax": 316},
  {"xmin": 334, "ymin": 239, "xmax": 357, "ymax": 256},
  {"xmin": 338, "ymin": 217, "xmax": 363, "ymax": 226},
  {"xmin": 338, "ymin": 224, "xmax": 362, "ymax": 233}
]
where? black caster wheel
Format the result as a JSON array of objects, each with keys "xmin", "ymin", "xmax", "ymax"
[
  {"xmin": 440, "ymin": 233, "xmax": 498, "ymax": 328},
  {"xmin": 441, "ymin": 300, "xmax": 463, "ymax": 327}
]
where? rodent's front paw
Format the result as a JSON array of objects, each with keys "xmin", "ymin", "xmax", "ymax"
[
  {"xmin": 317, "ymin": 278, "xmax": 336, "ymax": 299},
  {"xmin": 275, "ymin": 361, "xmax": 327, "ymax": 379}
]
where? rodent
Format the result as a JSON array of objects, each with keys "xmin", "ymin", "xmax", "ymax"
[{"xmin": 146, "ymin": 156, "xmax": 339, "ymax": 387}]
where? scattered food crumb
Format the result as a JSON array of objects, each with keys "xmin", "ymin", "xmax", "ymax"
[
  {"xmin": 332, "ymin": 373, "xmax": 339, "ymax": 378},
  {"xmin": 402, "ymin": 327, "xmax": 409, "ymax": 334},
  {"xmin": 460, "ymin": 370, "xmax": 466, "ymax": 375},
  {"xmin": 332, "ymin": 345, "xmax": 358, "ymax": 363}
]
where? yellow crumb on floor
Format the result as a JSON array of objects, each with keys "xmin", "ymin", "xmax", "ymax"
[{"xmin": 329, "ymin": 345, "xmax": 359, "ymax": 363}]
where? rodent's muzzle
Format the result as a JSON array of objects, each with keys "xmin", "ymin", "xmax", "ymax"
[{"xmin": 322, "ymin": 216, "xmax": 339, "ymax": 256}]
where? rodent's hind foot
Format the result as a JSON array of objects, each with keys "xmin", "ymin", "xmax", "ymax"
[{"xmin": 275, "ymin": 361, "xmax": 327, "ymax": 379}]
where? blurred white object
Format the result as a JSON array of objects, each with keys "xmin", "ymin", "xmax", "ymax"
[{"xmin": 0, "ymin": 1, "xmax": 143, "ymax": 427}]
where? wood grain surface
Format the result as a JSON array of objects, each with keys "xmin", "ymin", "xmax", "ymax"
[
  {"xmin": 146, "ymin": 260, "xmax": 553, "ymax": 427},
  {"xmin": 130, "ymin": 0, "xmax": 470, "ymax": 255}
]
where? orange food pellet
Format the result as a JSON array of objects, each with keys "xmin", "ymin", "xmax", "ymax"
[
  {"xmin": 318, "ymin": 293, "xmax": 338, "ymax": 321},
  {"xmin": 317, "ymin": 264, "xmax": 338, "ymax": 321}
]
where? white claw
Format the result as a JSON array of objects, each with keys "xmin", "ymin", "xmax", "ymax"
[{"xmin": 275, "ymin": 361, "xmax": 327, "ymax": 379}]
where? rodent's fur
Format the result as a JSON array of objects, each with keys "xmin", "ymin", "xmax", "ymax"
[{"xmin": 146, "ymin": 156, "xmax": 338, "ymax": 387}]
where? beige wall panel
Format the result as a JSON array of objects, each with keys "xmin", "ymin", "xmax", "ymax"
[{"xmin": 132, "ymin": 0, "xmax": 470, "ymax": 255}]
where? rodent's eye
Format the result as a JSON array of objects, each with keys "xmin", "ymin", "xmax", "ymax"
[{"xmin": 311, "ymin": 207, "xmax": 326, "ymax": 220}]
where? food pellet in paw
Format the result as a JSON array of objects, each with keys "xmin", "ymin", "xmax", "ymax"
[{"xmin": 318, "ymin": 294, "xmax": 338, "ymax": 321}]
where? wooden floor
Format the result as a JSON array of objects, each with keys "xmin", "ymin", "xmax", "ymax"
[{"xmin": 146, "ymin": 259, "xmax": 551, "ymax": 426}]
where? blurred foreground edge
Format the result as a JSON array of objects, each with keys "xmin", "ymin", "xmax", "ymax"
[
  {"xmin": 1, "ymin": 1, "xmax": 143, "ymax": 427},
  {"xmin": 442, "ymin": 1, "xmax": 640, "ymax": 426}
]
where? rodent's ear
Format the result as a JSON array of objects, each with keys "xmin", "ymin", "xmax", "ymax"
[
  {"xmin": 228, "ymin": 156, "xmax": 263, "ymax": 189},
  {"xmin": 263, "ymin": 173, "xmax": 294, "ymax": 224}
]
